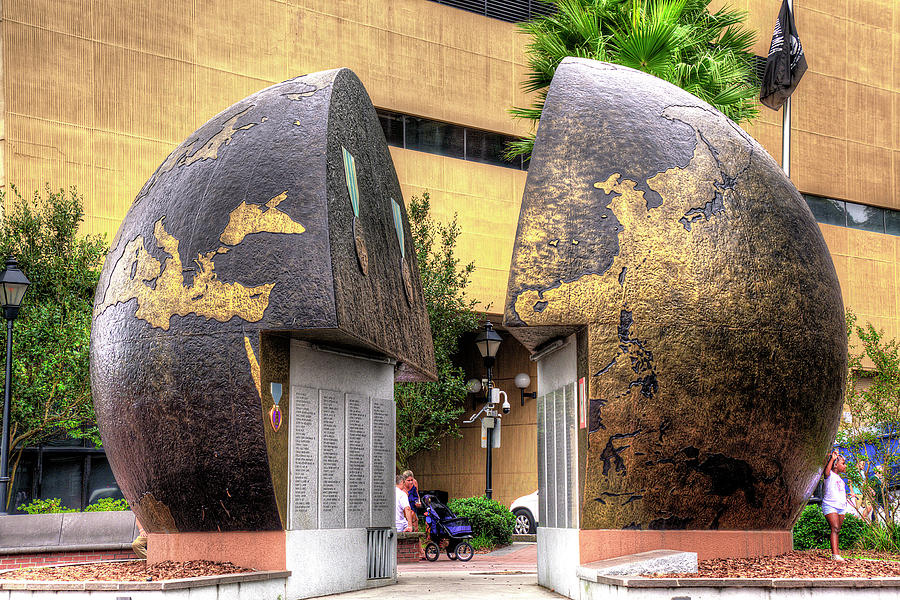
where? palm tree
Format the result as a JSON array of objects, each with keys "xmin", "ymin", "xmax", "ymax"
[{"xmin": 508, "ymin": 0, "xmax": 759, "ymax": 159}]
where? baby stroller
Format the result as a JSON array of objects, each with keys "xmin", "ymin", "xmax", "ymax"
[{"xmin": 421, "ymin": 495, "xmax": 474, "ymax": 561}]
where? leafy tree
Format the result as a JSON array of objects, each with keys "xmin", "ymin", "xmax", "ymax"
[
  {"xmin": 508, "ymin": 0, "xmax": 759, "ymax": 159},
  {"xmin": 395, "ymin": 192, "xmax": 480, "ymax": 470},
  {"xmin": 0, "ymin": 185, "xmax": 107, "ymax": 510},
  {"xmin": 837, "ymin": 310, "xmax": 900, "ymax": 552}
]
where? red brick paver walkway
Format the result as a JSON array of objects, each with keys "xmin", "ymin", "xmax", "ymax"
[{"xmin": 398, "ymin": 542, "xmax": 537, "ymax": 573}]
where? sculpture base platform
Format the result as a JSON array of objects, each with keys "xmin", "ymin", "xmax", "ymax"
[
  {"xmin": 148, "ymin": 531, "xmax": 286, "ymax": 571},
  {"xmin": 538, "ymin": 527, "xmax": 792, "ymax": 599},
  {"xmin": 148, "ymin": 529, "xmax": 396, "ymax": 599},
  {"xmin": 579, "ymin": 528, "xmax": 792, "ymax": 563}
]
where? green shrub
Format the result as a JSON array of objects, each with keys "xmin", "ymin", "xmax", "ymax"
[
  {"xmin": 17, "ymin": 496, "xmax": 129, "ymax": 513},
  {"xmin": 469, "ymin": 532, "xmax": 494, "ymax": 551},
  {"xmin": 447, "ymin": 496, "xmax": 514, "ymax": 549},
  {"xmin": 84, "ymin": 497, "xmax": 129, "ymax": 512},
  {"xmin": 17, "ymin": 498, "xmax": 76, "ymax": 514},
  {"xmin": 792, "ymin": 504, "xmax": 865, "ymax": 550},
  {"xmin": 840, "ymin": 513, "xmax": 868, "ymax": 549}
]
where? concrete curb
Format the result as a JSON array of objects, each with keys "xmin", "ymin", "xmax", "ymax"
[
  {"xmin": 593, "ymin": 576, "xmax": 900, "ymax": 588},
  {"xmin": 0, "ymin": 544, "xmax": 133, "ymax": 556},
  {"xmin": 0, "ymin": 512, "xmax": 137, "ymax": 553},
  {"xmin": 0, "ymin": 569, "xmax": 291, "ymax": 591}
]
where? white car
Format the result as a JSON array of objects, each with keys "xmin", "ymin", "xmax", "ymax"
[{"xmin": 510, "ymin": 490, "xmax": 538, "ymax": 534}]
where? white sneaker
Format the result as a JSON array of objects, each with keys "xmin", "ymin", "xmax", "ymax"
[{"xmin": 832, "ymin": 554, "xmax": 845, "ymax": 562}]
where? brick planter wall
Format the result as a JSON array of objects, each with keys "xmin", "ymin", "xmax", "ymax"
[
  {"xmin": 0, "ymin": 511, "xmax": 141, "ymax": 572},
  {"xmin": 0, "ymin": 549, "xmax": 138, "ymax": 570},
  {"xmin": 396, "ymin": 532, "xmax": 424, "ymax": 563}
]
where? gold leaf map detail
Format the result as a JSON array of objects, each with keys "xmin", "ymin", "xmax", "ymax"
[
  {"xmin": 244, "ymin": 336, "xmax": 262, "ymax": 399},
  {"xmin": 220, "ymin": 191, "xmax": 306, "ymax": 246},
  {"xmin": 183, "ymin": 108, "xmax": 257, "ymax": 167},
  {"xmin": 98, "ymin": 196, "xmax": 307, "ymax": 330},
  {"xmin": 513, "ymin": 106, "xmax": 745, "ymax": 326},
  {"xmin": 134, "ymin": 107, "xmax": 259, "ymax": 204}
]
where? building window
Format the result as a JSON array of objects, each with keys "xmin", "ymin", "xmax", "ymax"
[
  {"xmin": 804, "ymin": 195, "xmax": 846, "ymax": 227},
  {"xmin": 405, "ymin": 116, "xmax": 466, "ymax": 159},
  {"xmin": 378, "ymin": 111, "xmax": 404, "ymax": 147},
  {"xmin": 846, "ymin": 202, "xmax": 884, "ymax": 233},
  {"xmin": 885, "ymin": 211, "xmax": 900, "ymax": 236},
  {"xmin": 10, "ymin": 441, "xmax": 123, "ymax": 514},
  {"xmin": 377, "ymin": 109, "xmax": 527, "ymax": 170},
  {"xmin": 428, "ymin": 0, "xmax": 555, "ymax": 23},
  {"xmin": 804, "ymin": 193, "xmax": 900, "ymax": 238}
]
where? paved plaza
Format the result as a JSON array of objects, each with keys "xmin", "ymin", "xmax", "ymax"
[{"xmin": 327, "ymin": 543, "xmax": 565, "ymax": 598}]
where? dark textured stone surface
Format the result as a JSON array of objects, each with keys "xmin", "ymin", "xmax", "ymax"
[
  {"xmin": 91, "ymin": 68, "xmax": 434, "ymax": 533},
  {"xmin": 504, "ymin": 58, "xmax": 845, "ymax": 530}
]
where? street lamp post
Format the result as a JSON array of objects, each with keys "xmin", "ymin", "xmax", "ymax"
[
  {"xmin": 0, "ymin": 257, "xmax": 30, "ymax": 515},
  {"xmin": 473, "ymin": 321, "xmax": 502, "ymax": 499}
]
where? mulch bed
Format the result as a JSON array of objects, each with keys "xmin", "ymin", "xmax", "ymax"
[
  {"xmin": 1, "ymin": 560, "xmax": 253, "ymax": 581},
  {"xmin": 655, "ymin": 550, "xmax": 900, "ymax": 578}
]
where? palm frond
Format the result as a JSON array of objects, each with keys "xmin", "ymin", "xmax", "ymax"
[
  {"xmin": 505, "ymin": 135, "xmax": 536, "ymax": 161},
  {"xmin": 510, "ymin": 0, "xmax": 760, "ymax": 158}
]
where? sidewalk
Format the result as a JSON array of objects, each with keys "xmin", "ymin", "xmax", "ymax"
[
  {"xmin": 326, "ymin": 571, "xmax": 562, "ymax": 598},
  {"xmin": 398, "ymin": 541, "xmax": 538, "ymax": 574},
  {"xmin": 321, "ymin": 543, "xmax": 563, "ymax": 599}
]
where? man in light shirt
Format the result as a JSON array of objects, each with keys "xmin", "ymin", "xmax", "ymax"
[{"xmin": 395, "ymin": 473, "xmax": 415, "ymax": 532}]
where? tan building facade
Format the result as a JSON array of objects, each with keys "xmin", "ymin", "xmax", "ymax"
[{"xmin": 2, "ymin": 0, "xmax": 898, "ymax": 508}]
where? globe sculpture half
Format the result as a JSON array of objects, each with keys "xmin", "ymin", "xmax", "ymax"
[
  {"xmin": 504, "ymin": 58, "xmax": 845, "ymax": 531},
  {"xmin": 91, "ymin": 68, "xmax": 435, "ymax": 533}
]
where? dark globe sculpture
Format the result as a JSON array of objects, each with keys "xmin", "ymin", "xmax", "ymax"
[
  {"xmin": 91, "ymin": 69, "xmax": 434, "ymax": 533},
  {"xmin": 504, "ymin": 58, "xmax": 845, "ymax": 531}
]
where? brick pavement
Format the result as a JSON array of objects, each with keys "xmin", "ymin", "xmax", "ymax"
[
  {"xmin": 0, "ymin": 550, "xmax": 138, "ymax": 570},
  {"xmin": 398, "ymin": 542, "xmax": 537, "ymax": 573}
]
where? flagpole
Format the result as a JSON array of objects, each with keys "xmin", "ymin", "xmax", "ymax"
[{"xmin": 781, "ymin": 0, "xmax": 793, "ymax": 178}]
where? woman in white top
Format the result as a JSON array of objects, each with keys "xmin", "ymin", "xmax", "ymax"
[{"xmin": 821, "ymin": 450, "xmax": 848, "ymax": 561}]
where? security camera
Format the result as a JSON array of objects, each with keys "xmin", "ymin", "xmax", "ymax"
[{"xmin": 502, "ymin": 398, "xmax": 511, "ymax": 414}]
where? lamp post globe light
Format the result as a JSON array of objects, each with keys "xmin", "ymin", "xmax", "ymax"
[
  {"xmin": 515, "ymin": 372, "xmax": 537, "ymax": 406},
  {"xmin": 0, "ymin": 256, "xmax": 30, "ymax": 515}
]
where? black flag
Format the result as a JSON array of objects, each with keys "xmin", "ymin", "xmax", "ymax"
[{"xmin": 760, "ymin": 0, "xmax": 808, "ymax": 110}]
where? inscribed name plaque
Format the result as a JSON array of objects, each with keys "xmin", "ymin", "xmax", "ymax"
[
  {"xmin": 536, "ymin": 384, "xmax": 579, "ymax": 529},
  {"xmin": 345, "ymin": 392, "xmax": 370, "ymax": 528},
  {"xmin": 319, "ymin": 389, "xmax": 346, "ymax": 529},
  {"xmin": 371, "ymin": 397, "xmax": 393, "ymax": 526},
  {"xmin": 564, "ymin": 382, "xmax": 577, "ymax": 528},
  {"xmin": 291, "ymin": 385, "xmax": 319, "ymax": 530},
  {"xmin": 546, "ymin": 390, "xmax": 558, "ymax": 528},
  {"xmin": 537, "ymin": 393, "xmax": 548, "ymax": 530},
  {"xmin": 556, "ymin": 388, "xmax": 569, "ymax": 527}
]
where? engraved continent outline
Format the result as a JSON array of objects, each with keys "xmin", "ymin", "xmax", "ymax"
[
  {"xmin": 97, "ymin": 192, "xmax": 306, "ymax": 330},
  {"xmin": 512, "ymin": 105, "xmax": 753, "ymax": 326},
  {"xmin": 510, "ymin": 105, "xmax": 755, "ymax": 527},
  {"xmin": 134, "ymin": 107, "xmax": 260, "ymax": 205}
]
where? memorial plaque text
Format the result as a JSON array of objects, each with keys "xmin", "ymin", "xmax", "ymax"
[
  {"xmin": 371, "ymin": 397, "xmax": 393, "ymax": 526},
  {"xmin": 345, "ymin": 392, "xmax": 370, "ymax": 528},
  {"xmin": 319, "ymin": 389, "xmax": 346, "ymax": 528},
  {"xmin": 537, "ymin": 393, "xmax": 548, "ymax": 531},
  {"xmin": 564, "ymin": 382, "xmax": 576, "ymax": 528},
  {"xmin": 290, "ymin": 386, "xmax": 319, "ymax": 530}
]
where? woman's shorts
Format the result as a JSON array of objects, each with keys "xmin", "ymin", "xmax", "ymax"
[{"xmin": 822, "ymin": 504, "xmax": 848, "ymax": 516}]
